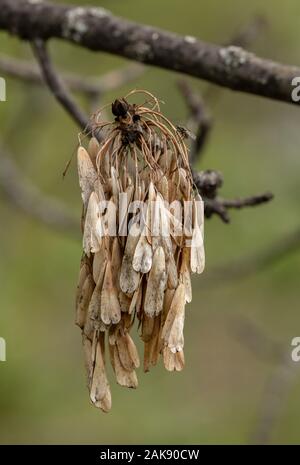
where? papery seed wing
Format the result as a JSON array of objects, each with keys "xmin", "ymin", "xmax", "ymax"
[
  {"xmin": 113, "ymin": 345, "xmax": 138, "ymax": 388},
  {"xmin": 88, "ymin": 137, "xmax": 100, "ymax": 168},
  {"xmin": 120, "ymin": 223, "xmax": 141, "ymax": 294},
  {"xmin": 83, "ymin": 192, "xmax": 101, "ymax": 256},
  {"xmin": 144, "ymin": 246, "xmax": 166, "ymax": 317},
  {"xmin": 101, "ymin": 261, "xmax": 121, "ymax": 325},
  {"xmin": 77, "ymin": 147, "xmax": 98, "ymax": 208},
  {"xmin": 76, "ymin": 274, "xmax": 94, "ymax": 329},
  {"xmin": 132, "ymin": 234, "xmax": 153, "ymax": 274},
  {"xmin": 161, "ymin": 282, "xmax": 185, "ymax": 342}
]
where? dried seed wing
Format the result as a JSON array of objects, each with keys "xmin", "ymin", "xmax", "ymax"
[
  {"xmin": 94, "ymin": 179, "xmax": 106, "ymax": 202},
  {"xmin": 167, "ymin": 253, "xmax": 178, "ymax": 290},
  {"xmin": 141, "ymin": 314, "xmax": 155, "ymax": 343},
  {"xmin": 126, "ymin": 334, "xmax": 140, "ymax": 369},
  {"xmin": 76, "ymin": 274, "xmax": 94, "ymax": 329},
  {"xmin": 161, "ymin": 282, "xmax": 185, "ymax": 342},
  {"xmin": 82, "ymin": 334, "xmax": 93, "ymax": 389},
  {"xmin": 133, "ymin": 234, "xmax": 153, "ymax": 274},
  {"xmin": 77, "ymin": 146, "xmax": 98, "ymax": 208},
  {"xmin": 179, "ymin": 167, "xmax": 191, "ymax": 200},
  {"xmin": 190, "ymin": 226, "xmax": 205, "ymax": 274},
  {"xmin": 101, "ymin": 261, "xmax": 121, "ymax": 325},
  {"xmin": 182, "ymin": 269, "xmax": 192, "ymax": 303},
  {"xmin": 113, "ymin": 345, "xmax": 138, "ymax": 388},
  {"xmin": 84, "ymin": 261, "xmax": 107, "ymax": 339},
  {"xmin": 90, "ymin": 339, "xmax": 112, "ymax": 412},
  {"xmin": 163, "ymin": 346, "xmax": 176, "ymax": 371},
  {"xmin": 75, "ymin": 260, "xmax": 89, "ymax": 308},
  {"xmin": 128, "ymin": 285, "xmax": 141, "ymax": 315},
  {"xmin": 116, "ymin": 334, "xmax": 135, "ymax": 371},
  {"xmin": 120, "ymin": 223, "xmax": 141, "ymax": 294},
  {"xmin": 83, "ymin": 192, "xmax": 101, "ymax": 256},
  {"xmin": 111, "ymin": 166, "xmax": 120, "ymax": 202},
  {"xmin": 92, "ymin": 245, "xmax": 107, "ymax": 283},
  {"xmin": 88, "ymin": 137, "xmax": 100, "ymax": 168},
  {"xmin": 157, "ymin": 175, "xmax": 169, "ymax": 201},
  {"xmin": 111, "ymin": 237, "xmax": 122, "ymax": 289},
  {"xmin": 119, "ymin": 291, "xmax": 131, "ymax": 313},
  {"xmin": 97, "ymin": 387, "xmax": 112, "ymax": 413},
  {"xmin": 167, "ymin": 303, "xmax": 185, "ymax": 353},
  {"xmin": 174, "ymin": 350, "xmax": 185, "ymax": 371},
  {"xmin": 144, "ymin": 246, "xmax": 167, "ymax": 317},
  {"xmin": 162, "ymin": 288, "xmax": 176, "ymax": 326}
]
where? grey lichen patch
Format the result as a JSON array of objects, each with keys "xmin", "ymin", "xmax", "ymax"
[
  {"xmin": 219, "ymin": 46, "xmax": 249, "ymax": 69},
  {"xmin": 62, "ymin": 6, "xmax": 110, "ymax": 42},
  {"xmin": 27, "ymin": 0, "xmax": 43, "ymax": 3},
  {"xmin": 125, "ymin": 42, "xmax": 153, "ymax": 61},
  {"xmin": 184, "ymin": 35, "xmax": 197, "ymax": 44},
  {"xmin": 151, "ymin": 32, "xmax": 160, "ymax": 41}
]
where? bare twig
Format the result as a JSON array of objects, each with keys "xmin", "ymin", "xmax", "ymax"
[
  {"xmin": 193, "ymin": 170, "xmax": 273, "ymax": 223},
  {"xmin": 0, "ymin": 0, "xmax": 300, "ymax": 106},
  {"xmin": 0, "ymin": 54, "xmax": 144, "ymax": 98},
  {"xmin": 227, "ymin": 15, "xmax": 268, "ymax": 49},
  {"xmin": 31, "ymin": 39, "xmax": 91, "ymax": 132},
  {"xmin": 0, "ymin": 148, "xmax": 79, "ymax": 238},
  {"xmin": 177, "ymin": 79, "xmax": 212, "ymax": 165}
]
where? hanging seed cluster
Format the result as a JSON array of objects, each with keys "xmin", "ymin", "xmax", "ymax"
[{"xmin": 76, "ymin": 91, "xmax": 205, "ymax": 412}]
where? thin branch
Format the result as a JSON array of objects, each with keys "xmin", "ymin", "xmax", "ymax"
[
  {"xmin": 0, "ymin": 54, "xmax": 144, "ymax": 98},
  {"xmin": 193, "ymin": 170, "xmax": 273, "ymax": 223},
  {"xmin": 222, "ymin": 192, "xmax": 274, "ymax": 209},
  {"xmin": 227, "ymin": 15, "xmax": 268, "ymax": 49},
  {"xmin": 177, "ymin": 79, "xmax": 212, "ymax": 165},
  {"xmin": 0, "ymin": 0, "xmax": 299, "ymax": 106},
  {"xmin": 0, "ymin": 148, "xmax": 79, "ymax": 239},
  {"xmin": 31, "ymin": 39, "xmax": 90, "ymax": 132}
]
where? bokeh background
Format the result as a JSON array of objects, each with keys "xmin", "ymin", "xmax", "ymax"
[{"xmin": 0, "ymin": 0, "xmax": 300, "ymax": 445}]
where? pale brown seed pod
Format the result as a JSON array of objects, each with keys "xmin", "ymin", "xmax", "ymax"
[
  {"xmin": 144, "ymin": 246, "xmax": 167, "ymax": 317},
  {"xmin": 77, "ymin": 147, "xmax": 98, "ymax": 209},
  {"xmin": 76, "ymin": 91, "xmax": 205, "ymax": 412}
]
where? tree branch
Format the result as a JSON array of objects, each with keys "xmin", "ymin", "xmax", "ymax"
[
  {"xmin": 0, "ymin": 0, "xmax": 299, "ymax": 106},
  {"xmin": 193, "ymin": 170, "xmax": 273, "ymax": 223},
  {"xmin": 0, "ymin": 53, "xmax": 144, "ymax": 98},
  {"xmin": 31, "ymin": 39, "xmax": 91, "ymax": 132},
  {"xmin": 177, "ymin": 79, "xmax": 212, "ymax": 165}
]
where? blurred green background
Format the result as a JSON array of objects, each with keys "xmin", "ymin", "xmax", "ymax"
[{"xmin": 0, "ymin": 0, "xmax": 300, "ymax": 445}]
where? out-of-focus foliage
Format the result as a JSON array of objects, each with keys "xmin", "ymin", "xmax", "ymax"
[{"xmin": 0, "ymin": 0, "xmax": 300, "ymax": 444}]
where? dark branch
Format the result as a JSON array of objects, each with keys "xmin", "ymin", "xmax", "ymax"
[
  {"xmin": 0, "ymin": 0, "xmax": 300, "ymax": 106},
  {"xmin": 193, "ymin": 170, "xmax": 273, "ymax": 223},
  {"xmin": 31, "ymin": 39, "xmax": 91, "ymax": 131},
  {"xmin": 222, "ymin": 192, "xmax": 274, "ymax": 209},
  {"xmin": 177, "ymin": 79, "xmax": 212, "ymax": 164}
]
